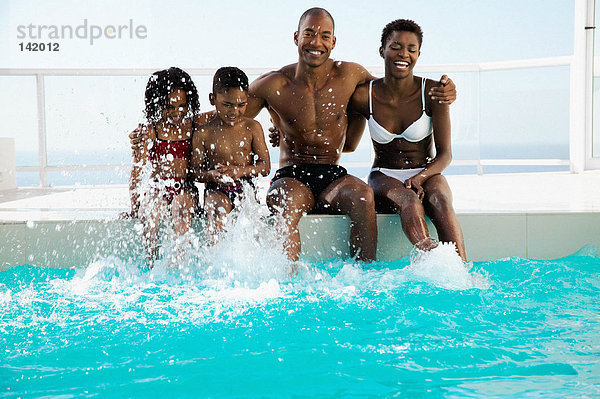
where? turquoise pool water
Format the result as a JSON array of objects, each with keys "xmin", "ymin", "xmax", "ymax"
[{"xmin": 1, "ymin": 241, "xmax": 599, "ymax": 397}]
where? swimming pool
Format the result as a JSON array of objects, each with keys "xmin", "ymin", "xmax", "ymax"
[{"xmin": 1, "ymin": 205, "xmax": 599, "ymax": 397}]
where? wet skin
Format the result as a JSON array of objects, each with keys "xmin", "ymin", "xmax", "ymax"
[
  {"xmin": 244, "ymin": 13, "xmax": 378, "ymax": 262},
  {"xmin": 190, "ymin": 88, "xmax": 270, "ymax": 240},
  {"xmin": 130, "ymin": 89, "xmax": 193, "ymax": 204},
  {"xmin": 350, "ymin": 30, "xmax": 466, "ymax": 261},
  {"xmin": 127, "ymin": 13, "xmax": 457, "ymax": 263},
  {"xmin": 129, "ymin": 89, "xmax": 197, "ymax": 261}
]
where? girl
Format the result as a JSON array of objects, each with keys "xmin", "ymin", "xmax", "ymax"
[{"xmin": 129, "ymin": 67, "xmax": 201, "ymax": 263}]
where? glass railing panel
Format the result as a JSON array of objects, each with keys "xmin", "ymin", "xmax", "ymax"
[
  {"xmin": 44, "ymin": 75, "xmax": 147, "ymax": 169},
  {"xmin": 594, "ymin": 1, "xmax": 600, "ymax": 158},
  {"xmin": 479, "ymin": 66, "xmax": 570, "ymax": 162},
  {"xmin": 0, "ymin": 76, "xmax": 39, "ymax": 186},
  {"xmin": 594, "ymin": 77, "xmax": 600, "ymax": 157},
  {"xmin": 46, "ymin": 170, "xmax": 128, "ymax": 186}
]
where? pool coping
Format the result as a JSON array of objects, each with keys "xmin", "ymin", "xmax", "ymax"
[{"xmin": 1, "ymin": 172, "xmax": 599, "ymax": 266}]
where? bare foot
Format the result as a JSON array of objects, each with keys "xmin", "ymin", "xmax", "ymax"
[
  {"xmin": 289, "ymin": 262, "xmax": 299, "ymax": 277},
  {"xmin": 415, "ymin": 237, "xmax": 439, "ymax": 252}
]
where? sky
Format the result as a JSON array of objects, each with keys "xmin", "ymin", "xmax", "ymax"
[
  {"xmin": 0, "ymin": 0, "xmax": 589, "ymax": 170},
  {"xmin": 0, "ymin": 0, "xmax": 574, "ymax": 69}
]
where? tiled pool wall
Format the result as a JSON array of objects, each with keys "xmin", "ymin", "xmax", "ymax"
[{"xmin": 2, "ymin": 213, "xmax": 599, "ymax": 269}]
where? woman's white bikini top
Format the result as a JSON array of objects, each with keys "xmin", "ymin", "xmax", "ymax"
[{"xmin": 368, "ymin": 78, "xmax": 432, "ymax": 144}]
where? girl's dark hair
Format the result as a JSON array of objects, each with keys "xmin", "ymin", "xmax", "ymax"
[
  {"xmin": 144, "ymin": 67, "xmax": 200, "ymax": 122},
  {"xmin": 381, "ymin": 19, "xmax": 423, "ymax": 49}
]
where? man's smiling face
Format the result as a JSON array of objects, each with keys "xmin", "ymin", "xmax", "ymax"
[{"xmin": 294, "ymin": 13, "xmax": 336, "ymax": 68}]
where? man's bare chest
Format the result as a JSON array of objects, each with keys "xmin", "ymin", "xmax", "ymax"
[{"xmin": 271, "ymin": 86, "xmax": 352, "ymax": 131}]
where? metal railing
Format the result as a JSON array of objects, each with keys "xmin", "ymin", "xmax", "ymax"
[{"xmin": 0, "ymin": 56, "xmax": 583, "ymax": 185}]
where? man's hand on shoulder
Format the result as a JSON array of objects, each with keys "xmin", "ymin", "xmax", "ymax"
[
  {"xmin": 129, "ymin": 124, "xmax": 148, "ymax": 152},
  {"xmin": 429, "ymin": 75, "xmax": 456, "ymax": 104},
  {"xmin": 268, "ymin": 126, "xmax": 281, "ymax": 147}
]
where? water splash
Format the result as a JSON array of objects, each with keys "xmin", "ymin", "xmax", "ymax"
[
  {"xmin": 161, "ymin": 182, "xmax": 292, "ymax": 283},
  {"xmin": 406, "ymin": 242, "xmax": 490, "ymax": 290},
  {"xmin": 567, "ymin": 244, "xmax": 598, "ymax": 258},
  {"xmin": 1, "ymin": 184, "xmax": 493, "ymax": 334}
]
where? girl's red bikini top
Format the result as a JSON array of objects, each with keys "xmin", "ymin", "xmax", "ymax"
[{"xmin": 149, "ymin": 123, "xmax": 193, "ymax": 162}]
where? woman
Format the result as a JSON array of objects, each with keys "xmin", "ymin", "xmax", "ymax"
[{"xmin": 351, "ymin": 19, "xmax": 466, "ymax": 261}]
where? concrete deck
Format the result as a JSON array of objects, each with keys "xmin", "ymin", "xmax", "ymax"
[{"xmin": 1, "ymin": 172, "xmax": 600, "ymax": 267}]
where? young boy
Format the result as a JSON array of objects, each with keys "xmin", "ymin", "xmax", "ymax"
[{"xmin": 190, "ymin": 67, "xmax": 271, "ymax": 241}]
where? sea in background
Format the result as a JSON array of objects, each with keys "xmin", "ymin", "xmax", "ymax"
[
  {"xmin": 3, "ymin": 65, "xmax": 575, "ymax": 188},
  {"xmin": 15, "ymin": 143, "xmax": 569, "ymax": 187}
]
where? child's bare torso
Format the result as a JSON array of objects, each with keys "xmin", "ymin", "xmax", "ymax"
[{"xmin": 199, "ymin": 117, "xmax": 256, "ymax": 171}]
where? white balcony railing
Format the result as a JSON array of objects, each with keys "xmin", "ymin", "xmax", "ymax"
[{"xmin": 0, "ymin": 55, "xmax": 591, "ymax": 186}]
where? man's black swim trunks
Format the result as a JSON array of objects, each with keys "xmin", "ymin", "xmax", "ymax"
[{"xmin": 271, "ymin": 164, "xmax": 348, "ymax": 199}]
